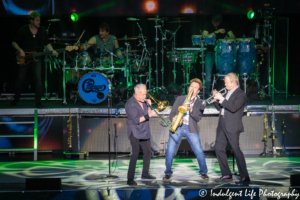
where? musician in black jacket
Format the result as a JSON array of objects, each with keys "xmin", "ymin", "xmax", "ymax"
[
  {"xmin": 163, "ymin": 78, "xmax": 209, "ymax": 181},
  {"xmin": 11, "ymin": 12, "xmax": 57, "ymax": 108},
  {"xmin": 213, "ymin": 73, "xmax": 250, "ymax": 184}
]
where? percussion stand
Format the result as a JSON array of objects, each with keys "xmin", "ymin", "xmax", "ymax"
[
  {"xmin": 124, "ymin": 41, "xmax": 132, "ymax": 99},
  {"xmin": 63, "ymin": 50, "xmax": 68, "ymax": 105},
  {"xmin": 158, "ymin": 26, "xmax": 167, "ymax": 90},
  {"xmin": 199, "ymin": 39, "xmax": 206, "ymax": 98},
  {"xmin": 169, "ymin": 25, "xmax": 182, "ymax": 83},
  {"xmin": 154, "ymin": 19, "xmax": 160, "ymax": 92},
  {"xmin": 136, "ymin": 22, "xmax": 152, "ymax": 90}
]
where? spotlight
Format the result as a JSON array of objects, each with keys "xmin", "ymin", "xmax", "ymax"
[
  {"xmin": 70, "ymin": 13, "xmax": 79, "ymax": 22},
  {"xmin": 247, "ymin": 10, "xmax": 255, "ymax": 19},
  {"xmin": 247, "ymin": 8, "xmax": 276, "ymax": 19}
]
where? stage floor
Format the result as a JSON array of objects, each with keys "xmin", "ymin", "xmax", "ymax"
[{"xmin": 0, "ymin": 154, "xmax": 299, "ymax": 190}]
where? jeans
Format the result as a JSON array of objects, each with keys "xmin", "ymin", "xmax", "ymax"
[
  {"xmin": 164, "ymin": 124, "xmax": 208, "ymax": 175},
  {"xmin": 204, "ymin": 51, "xmax": 215, "ymax": 94}
]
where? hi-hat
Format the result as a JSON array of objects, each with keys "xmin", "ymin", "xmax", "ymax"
[
  {"xmin": 147, "ymin": 18, "xmax": 162, "ymax": 21},
  {"xmin": 132, "ymin": 36, "xmax": 148, "ymax": 39},
  {"xmin": 129, "ymin": 49, "xmax": 142, "ymax": 53},
  {"xmin": 49, "ymin": 37, "xmax": 77, "ymax": 41},
  {"xmin": 117, "ymin": 37, "xmax": 137, "ymax": 40},
  {"xmin": 169, "ymin": 20, "xmax": 191, "ymax": 23},
  {"xmin": 127, "ymin": 17, "xmax": 140, "ymax": 21},
  {"xmin": 173, "ymin": 17, "xmax": 185, "ymax": 20}
]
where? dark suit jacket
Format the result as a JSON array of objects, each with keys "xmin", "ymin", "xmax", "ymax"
[
  {"xmin": 213, "ymin": 87, "xmax": 246, "ymax": 134},
  {"xmin": 169, "ymin": 95, "xmax": 205, "ymax": 133},
  {"xmin": 125, "ymin": 96, "xmax": 151, "ymax": 139}
]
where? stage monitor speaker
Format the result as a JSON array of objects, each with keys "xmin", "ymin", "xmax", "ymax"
[
  {"xmin": 290, "ymin": 174, "xmax": 300, "ymax": 186},
  {"xmin": 25, "ymin": 178, "xmax": 61, "ymax": 190}
]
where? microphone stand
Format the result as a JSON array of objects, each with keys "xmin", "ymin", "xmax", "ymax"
[{"xmin": 169, "ymin": 25, "xmax": 181, "ymax": 83}]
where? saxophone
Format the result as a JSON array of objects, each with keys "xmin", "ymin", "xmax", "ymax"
[
  {"xmin": 67, "ymin": 108, "xmax": 73, "ymax": 152},
  {"xmin": 170, "ymin": 90, "xmax": 193, "ymax": 132}
]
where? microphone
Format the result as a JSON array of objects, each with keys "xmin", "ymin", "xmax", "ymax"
[
  {"xmin": 127, "ymin": 17, "xmax": 140, "ymax": 21},
  {"xmin": 48, "ymin": 19, "xmax": 60, "ymax": 22}
]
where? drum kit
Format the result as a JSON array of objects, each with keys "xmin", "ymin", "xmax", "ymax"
[{"xmin": 45, "ymin": 17, "xmax": 259, "ymax": 105}]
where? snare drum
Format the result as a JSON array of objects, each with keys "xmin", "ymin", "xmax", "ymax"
[
  {"xmin": 114, "ymin": 48, "xmax": 126, "ymax": 65},
  {"xmin": 130, "ymin": 54, "xmax": 147, "ymax": 73},
  {"xmin": 204, "ymin": 35, "xmax": 216, "ymax": 45},
  {"xmin": 192, "ymin": 35, "xmax": 202, "ymax": 46},
  {"xmin": 166, "ymin": 51, "xmax": 179, "ymax": 62},
  {"xmin": 78, "ymin": 72, "xmax": 110, "ymax": 104},
  {"xmin": 236, "ymin": 38, "xmax": 256, "ymax": 75},
  {"xmin": 75, "ymin": 52, "xmax": 92, "ymax": 67},
  {"xmin": 215, "ymin": 39, "xmax": 237, "ymax": 75}
]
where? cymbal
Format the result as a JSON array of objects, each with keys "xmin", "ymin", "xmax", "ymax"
[
  {"xmin": 96, "ymin": 43, "xmax": 114, "ymax": 46},
  {"xmin": 132, "ymin": 36, "xmax": 148, "ymax": 39},
  {"xmin": 48, "ymin": 37, "xmax": 77, "ymax": 41},
  {"xmin": 169, "ymin": 20, "xmax": 191, "ymax": 23},
  {"xmin": 173, "ymin": 17, "xmax": 185, "ymax": 20},
  {"xmin": 129, "ymin": 49, "xmax": 142, "ymax": 53},
  {"xmin": 117, "ymin": 37, "xmax": 137, "ymax": 41},
  {"xmin": 147, "ymin": 18, "xmax": 162, "ymax": 21}
]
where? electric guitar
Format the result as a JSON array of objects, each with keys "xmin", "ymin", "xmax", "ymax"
[{"xmin": 16, "ymin": 46, "xmax": 78, "ymax": 66}]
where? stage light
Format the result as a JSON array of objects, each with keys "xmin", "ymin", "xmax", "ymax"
[
  {"xmin": 247, "ymin": 10, "xmax": 255, "ymax": 19},
  {"xmin": 181, "ymin": 6, "xmax": 195, "ymax": 13},
  {"xmin": 143, "ymin": 0, "xmax": 158, "ymax": 13},
  {"xmin": 70, "ymin": 13, "xmax": 79, "ymax": 22}
]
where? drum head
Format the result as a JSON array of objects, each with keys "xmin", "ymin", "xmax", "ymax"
[{"xmin": 78, "ymin": 72, "xmax": 110, "ymax": 104}]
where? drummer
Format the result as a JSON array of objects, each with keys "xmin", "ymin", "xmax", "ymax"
[
  {"xmin": 80, "ymin": 22, "xmax": 125, "ymax": 82},
  {"xmin": 202, "ymin": 14, "xmax": 235, "ymax": 98}
]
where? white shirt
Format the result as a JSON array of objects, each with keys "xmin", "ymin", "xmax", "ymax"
[
  {"xmin": 182, "ymin": 96, "xmax": 198, "ymax": 125},
  {"xmin": 219, "ymin": 86, "xmax": 239, "ymax": 116}
]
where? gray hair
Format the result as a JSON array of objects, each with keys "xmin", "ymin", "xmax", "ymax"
[
  {"xmin": 134, "ymin": 84, "xmax": 147, "ymax": 94},
  {"xmin": 225, "ymin": 73, "xmax": 239, "ymax": 85}
]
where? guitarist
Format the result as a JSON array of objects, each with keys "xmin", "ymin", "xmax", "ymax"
[{"xmin": 11, "ymin": 12, "xmax": 58, "ymax": 108}]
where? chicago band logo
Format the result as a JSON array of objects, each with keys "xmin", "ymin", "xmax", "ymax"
[{"xmin": 82, "ymin": 79, "xmax": 106, "ymax": 93}]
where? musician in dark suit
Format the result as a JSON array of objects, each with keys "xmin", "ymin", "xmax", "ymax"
[
  {"xmin": 163, "ymin": 78, "xmax": 209, "ymax": 181},
  {"xmin": 11, "ymin": 12, "xmax": 57, "ymax": 108},
  {"xmin": 125, "ymin": 84, "xmax": 157, "ymax": 186},
  {"xmin": 213, "ymin": 73, "xmax": 250, "ymax": 184}
]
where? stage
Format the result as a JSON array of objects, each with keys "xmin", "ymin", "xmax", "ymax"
[
  {"xmin": 0, "ymin": 96, "xmax": 299, "ymax": 199},
  {"xmin": 0, "ymin": 154, "xmax": 299, "ymax": 200}
]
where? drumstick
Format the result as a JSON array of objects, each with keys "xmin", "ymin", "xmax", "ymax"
[{"xmin": 75, "ymin": 30, "xmax": 85, "ymax": 46}]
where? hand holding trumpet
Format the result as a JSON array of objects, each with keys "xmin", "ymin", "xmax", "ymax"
[{"xmin": 213, "ymin": 89, "xmax": 224, "ymax": 101}]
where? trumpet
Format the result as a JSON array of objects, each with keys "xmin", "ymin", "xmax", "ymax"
[{"xmin": 203, "ymin": 87, "xmax": 227, "ymax": 105}]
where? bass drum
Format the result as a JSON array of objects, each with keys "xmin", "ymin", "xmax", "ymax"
[{"xmin": 78, "ymin": 72, "xmax": 110, "ymax": 104}]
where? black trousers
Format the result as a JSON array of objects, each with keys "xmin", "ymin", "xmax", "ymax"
[
  {"xmin": 127, "ymin": 134, "xmax": 152, "ymax": 180},
  {"xmin": 14, "ymin": 60, "xmax": 43, "ymax": 103},
  {"xmin": 215, "ymin": 116, "xmax": 249, "ymax": 178}
]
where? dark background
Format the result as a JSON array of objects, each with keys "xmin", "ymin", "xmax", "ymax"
[{"xmin": 0, "ymin": 0, "xmax": 299, "ymax": 96}]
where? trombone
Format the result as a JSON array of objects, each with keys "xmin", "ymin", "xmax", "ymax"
[
  {"xmin": 202, "ymin": 87, "xmax": 227, "ymax": 106},
  {"xmin": 144, "ymin": 99, "xmax": 178, "ymax": 135}
]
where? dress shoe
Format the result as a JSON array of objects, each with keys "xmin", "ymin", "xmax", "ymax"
[
  {"xmin": 127, "ymin": 179, "xmax": 137, "ymax": 186},
  {"xmin": 141, "ymin": 174, "xmax": 156, "ymax": 179},
  {"xmin": 36, "ymin": 102, "xmax": 44, "ymax": 108},
  {"xmin": 201, "ymin": 174, "xmax": 209, "ymax": 180},
  {"xmin": 162, "ymin": 174, "xmax": 172, "ymax": 181},
  {"xmin": 215, "ymin": 175, "xmax": 233, "ymax": 182},
  {"xmin": 235, "ymin": 176, "xmax": 250, "ymax": 185}
]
